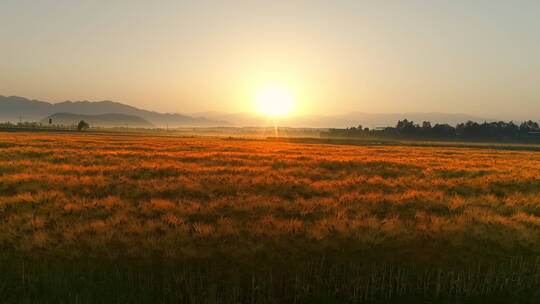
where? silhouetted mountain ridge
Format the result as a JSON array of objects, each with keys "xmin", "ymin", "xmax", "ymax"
[
  {"xmin": 0, "ymin": 96, "xmax": 229, "ymax": 127},
  {"xmin": 1, "ymin": 95, "xmax": 517, "ymax": 128}
]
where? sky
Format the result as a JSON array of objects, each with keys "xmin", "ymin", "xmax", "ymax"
[{"xmin": 1, "ymin": 0, "xmax": 539, "ymax": 119}]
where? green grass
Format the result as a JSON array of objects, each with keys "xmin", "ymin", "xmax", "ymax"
[{"xmin": 3, "ymin": 257, "xmax": 539, "ymax": 304}]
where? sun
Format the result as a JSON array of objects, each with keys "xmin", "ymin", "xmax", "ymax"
[{"xmin": 255, "ymin": 86, "xmax": 294, "ymax": 116}]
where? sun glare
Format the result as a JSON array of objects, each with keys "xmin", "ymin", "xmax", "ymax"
[{"xmin": 255, "ymin": 86, "xmax": 294, "ymax": 116}]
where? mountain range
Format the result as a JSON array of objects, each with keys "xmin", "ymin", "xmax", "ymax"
[
  {"xmin": 0, "ymin": 96, "xmax": 229, "ymax": 127},
  {"xmin": 1, "ymin": 95, "xmax": 500, "ymax": 129}
]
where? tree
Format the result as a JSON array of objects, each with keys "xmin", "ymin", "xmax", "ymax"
[
  {"xmin": 396, "ymin": 119, "xmax": 419, "ymax": 136},
  {"xmin": 432, "ymin": 123, "xmax": 455, "ymax": 137},
  {"xmin": 77, "ymin": 120, "xmax": 89, "ymax": 131},
  {"xmin": 520, "ymin": 120, "xmax": 539, "ymax": 134},
  {"xmin": 328, "ymin": 118, "xmax": 540, "ymax": 141}
]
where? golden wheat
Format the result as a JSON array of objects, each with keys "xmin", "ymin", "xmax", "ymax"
[{"xmin": 1, "ymin": 132, "xmax": 540, "ymax": 264}]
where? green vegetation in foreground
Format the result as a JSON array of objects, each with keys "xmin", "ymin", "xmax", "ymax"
[{"xmin": 3, "ymin": 257, "xmax": 540, "ymax": 304}]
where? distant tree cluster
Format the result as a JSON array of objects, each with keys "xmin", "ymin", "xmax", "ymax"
[
  {"xmin": 0, "ymin": 120, "xmax": 90, "ymax": 131},
  {"xmin": 0, "ymin": 121, "xmax": 42, "ymax": 128},
  {"xmin": 77, "ymin": 120, "xmax": 90, "ymax": 131},
  {"xmin": 324, "ymin": 119, "xmax": 540, "ymax": 142}
]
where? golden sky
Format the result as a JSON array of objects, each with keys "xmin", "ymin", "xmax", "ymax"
[{"xmin": 1, "ymin": 1, "xmax": 539, "ymax": 118}]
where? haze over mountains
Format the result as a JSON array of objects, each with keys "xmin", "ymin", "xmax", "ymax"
[
  {"xmin": 42, "ymin": 113, "xmax": 154, "ymax": 128},
  {"xmin": 0, "ymin": 96, "xmax": 228, "ymax": 127},
  {"xmin": 194, "ymin": 111, "xmax": 490, "ymax": 129},
  {"xmin": 1, "ymin": 95, "xmax": 498, "ymax": 129}
]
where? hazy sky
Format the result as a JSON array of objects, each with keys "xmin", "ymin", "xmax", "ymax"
[{"xmin": 1, "ymin": 0, "xmax": 539, "ymax": 118}]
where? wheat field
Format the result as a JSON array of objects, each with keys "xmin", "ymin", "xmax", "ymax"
[{"xmin": 2, "ymin": 132, "xmax": 540, "ymax": 303}]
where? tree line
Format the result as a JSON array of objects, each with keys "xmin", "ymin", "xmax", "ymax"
[
  {"xmin": 0, "ymin": 120, "xmax": 89, "ymax": 131},
  {"xmin": 323, "ymin": 120, "xmax": 540, "ymax": 141}
]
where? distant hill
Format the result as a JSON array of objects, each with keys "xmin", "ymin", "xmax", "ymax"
[
  {"xmin": 42, "ymin": 113, "xmax": 154, "ymax": 128},
  {"xmin": 0, "ymin": 96, "xmax": 53, "ymax": 122},
  {"xmin": 1, "ymin": 95, "xmax": 508, "ymax": 128},
  {"xmin": 0, "ymin": 96, "xmax": 229, "ymax": 127}
]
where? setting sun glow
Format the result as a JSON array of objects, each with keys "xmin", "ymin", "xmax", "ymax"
[{"xmin": 255, "ymin": 86, "xmax": 294, "ymax": 116}]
